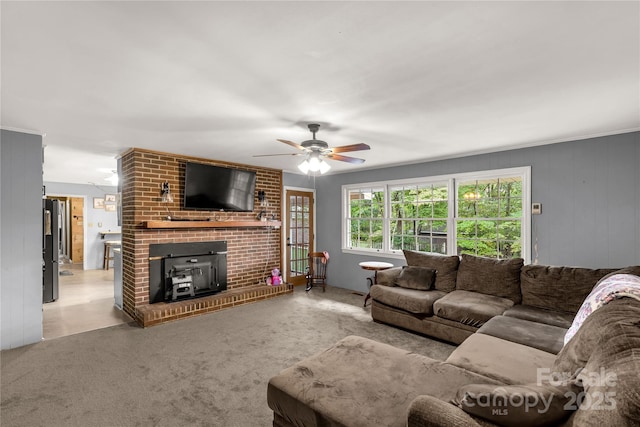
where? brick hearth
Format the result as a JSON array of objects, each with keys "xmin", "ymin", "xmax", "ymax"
[
  {"xmin": 136, "ymin": 283, "xmax": 293, "ymax": 327},
  {"xmin": 119, "ymin": 148, "xmax": 289, "ymax": 326}
]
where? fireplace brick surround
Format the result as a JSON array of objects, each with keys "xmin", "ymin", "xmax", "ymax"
[{"xmin": 119, "ymin": 148, "xmax": 292, "ymax": 327}]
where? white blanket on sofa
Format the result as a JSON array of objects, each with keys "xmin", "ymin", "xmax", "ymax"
[{"xmin": 564, "ymin": 273, "xmax": 640, "ymax": 345}]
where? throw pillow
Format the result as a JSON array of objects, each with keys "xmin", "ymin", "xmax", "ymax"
[
  {"xmin": 456, "ymin": 254, "xmax": 524, "ymax": 304},
  {"xmin": 375, "ymin": 267, "xmax": 401, "ymax": 287},
  {"xmin": 454, "ymin": 383, "xmax": 574, "ymax": 427},
  {"xmin": 402, "ymin": 250, "xmax": 460, "ymax": 292},
  {"xmin": 395, "ymin": 266, "xmax": 436, "ymax": 290}
]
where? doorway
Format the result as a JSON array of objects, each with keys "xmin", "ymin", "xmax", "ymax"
[
  {"xmin": 285, "ymin": 188, "xmax": 315, "ymax": 286},
  {"xmin": 42, "ymin": 194, "xmax": 128, "ymax": 338},
  {"xmin": 42, "ymin": 267, "xmax": 131, "ymax": 339},
  {"xmin": 47, "ymin": 196, "xmax": 84, "ymax": 265}
]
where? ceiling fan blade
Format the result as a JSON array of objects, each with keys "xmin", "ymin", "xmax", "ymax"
[
  {"xmin": 329, "ymin": 143, "xmax": 371, "ymax": 153},
  {"xmin": 325, "ymin": 153, "xmax": 366, "ymax": 164},
  {"xmin": 277, "ymin": 139, "xmax": 305, "ymax": 151},
  {"xmin": 253, "ymin": 153, "xmax": 304, "ymax": 157}
]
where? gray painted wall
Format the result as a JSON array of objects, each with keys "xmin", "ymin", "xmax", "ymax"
[
  {"xmin": 284, "ymin": 131, "xmax": 640, "ymax": 294},
  {"xmin": 1, "ymin": 130, "xmax": 43, "ymax": 349},
  {"xmin": 44, "ymin": 182, "xmax": 120, "ymax": 270}
]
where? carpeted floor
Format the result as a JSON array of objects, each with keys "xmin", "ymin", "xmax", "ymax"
[{"xmin": 1, "ymin": 286, "xmax": 455, "ymax": 427}]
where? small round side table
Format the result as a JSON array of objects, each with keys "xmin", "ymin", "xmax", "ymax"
[{"xmin": 359, "ymin": 261, "xmax": 394, "ymax": 307}]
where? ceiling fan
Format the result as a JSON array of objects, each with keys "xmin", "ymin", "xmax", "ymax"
[{"xmin": 254, "ymin": 123, "xmax": 370, "ymax": 174}]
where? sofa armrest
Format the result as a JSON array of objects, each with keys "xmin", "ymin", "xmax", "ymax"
[
  {"xmin": 375, "ymin": 266, "xmax": 402, "ymax": 286},
  {"xmin": 407, "ymin": 395, "xmax": 490, "ymax": 427}
]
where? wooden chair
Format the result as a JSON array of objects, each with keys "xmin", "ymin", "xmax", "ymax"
[
  {"xmin": 306, "ymin": 252, "xmax": 328, "ymax": 292},
  {"xmin": 103, "ymin": 240, "xmax": 121, "ymax": 270}
]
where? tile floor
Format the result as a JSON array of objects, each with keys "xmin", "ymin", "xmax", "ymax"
[{"xmin": 42, "ymin": 263, "xmax": 133, "ymax": 340}]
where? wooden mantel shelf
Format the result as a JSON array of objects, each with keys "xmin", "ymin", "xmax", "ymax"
[{"xmin": 142, "ymin": 220, "xmax": 281, "ymax": 229}]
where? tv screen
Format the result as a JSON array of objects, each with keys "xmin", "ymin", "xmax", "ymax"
[{"xmin": 183, "ymin": 162, "xmax": 256, "ymax": 212}]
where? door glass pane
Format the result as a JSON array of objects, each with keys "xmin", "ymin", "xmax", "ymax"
[{"xmin": 287, "ymin": 191, "xmax": 313, "ymax": 284}]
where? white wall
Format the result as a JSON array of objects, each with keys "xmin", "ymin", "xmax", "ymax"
[{"xmin": 1, "ymin": 130, "xmax": 43, "ymax": 349}]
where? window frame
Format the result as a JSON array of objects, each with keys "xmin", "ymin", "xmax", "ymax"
[{"xmin": 342, "ymin": 166, "xmax": 531, "ymax": 263}]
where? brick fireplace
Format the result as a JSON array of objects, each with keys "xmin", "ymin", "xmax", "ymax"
[{"xmin": 119, "ymin": 148, "xmax": 292, "ymax": 327}]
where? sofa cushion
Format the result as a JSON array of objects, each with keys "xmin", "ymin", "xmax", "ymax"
[
  {"xmin": 395, "ymin": 265, "xmax": 436, "ymax": 290},
  {"xmin": 446, "ymin": 333, "xmax": 556, "ymax": 385},
  {"xmin": 454, "ymin": 383, "xmax": 574, "ymax": 427},
  {"xmin": 564, "ymin": 273, "xmax": 640, "ymax": 345},
  {"xmin": 567, "ymin": 319, "xmax": 640, "ymax": 426},
  {"xmin": 267, "ymin": 335, "xmax": 501, "ymax": 427},
  {"xmin": 433, "ymin": 290, "xmax": 514, "ymax": 327},
  {"xmin": 520, "ymin": 264, "xmax": 619, "ymax": 314},
  {"xmin": 553, "ymin": 298, "xmax": 640, "ymax": 384},
  {"xmin": 503, "ymin": 304, "xmax": 574, "ymax": 329},
  {"xmin": 597, "ymin": 265, "xmax": 640, "ymax": 283},
  {"xmin": 456, "ymin": 254, "xmax": 524, "ymax": 304},
  {"xmin": 370, "ymin": 284, "xmax": 446, "ymax": 315},
  {"xmin": 477, "ymin": 315, "xmax": 566, "ymax": 354},
  {"xmin": 403, "ymin": 250, "xmax": 460, "ymax": 292},
  {"xmin": 408, "ymin": 395, "xmax": 487, "ymax": 427},
  {"xmin": 371, "ymin": 301, "xmax": 477, "ymax": 346}
]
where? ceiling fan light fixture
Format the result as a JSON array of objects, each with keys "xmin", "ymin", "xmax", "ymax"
[
  {"xmin": 307, "ymin": 154, "xmax": 322, "ymax": 171},
  {"xmin": 298, "ymin": 159, "xmax": 310, "ymax": 174},
  {"xmin": 298, "ymin": 153, "xmax": 331, "ymax": 175},
  {"xmin": 262, "ymin": 123, "xmax": 368, "ymax": 174},
  {"xmin": 319, "ymin": 159, "xmax": 331, "ymax": 174}
]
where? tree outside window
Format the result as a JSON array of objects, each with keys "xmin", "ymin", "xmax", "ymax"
[
  {"xmin": 347, "ymin": 187, "xmax": 384, "ymax": 250},
  {"xmin": 389, "ymin": 182, "xmax": 448, "ymax": 254},
  {"xmin": 456, "ymin": 177, "xmax": 522, "ymax": 259},
  {"xmin": 343, "ymin": 167, "xmax": 529, "ymax": 261}
]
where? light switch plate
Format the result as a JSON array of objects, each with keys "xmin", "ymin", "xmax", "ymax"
[{"xmin": 532, "ymin": 203, "xmax": 542, "ymax": 215}]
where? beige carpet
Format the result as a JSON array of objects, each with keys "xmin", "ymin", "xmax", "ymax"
[{"xmin": 1, "ymin": 286, "xmax": 455, "ymax": 427}]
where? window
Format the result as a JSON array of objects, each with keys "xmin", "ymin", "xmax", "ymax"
[
  {"xmin": 343, "ymin": 167, "xmax": 530, "ymax": 261},
  {"xmin": 346, "ymin": 186, "xmax": 385, "ymax": 251},
  {"xmin": 456, "ymin": 175, "xmax": 523, "ymax": 259},
  {"xmin": 389, "ymin": 182, "xmax": 449, "ymax": 254}
]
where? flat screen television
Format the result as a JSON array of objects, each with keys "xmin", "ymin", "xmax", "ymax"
[{"xmin": 183, "ymin": 162, "xmax": 257, "ymax": 212}]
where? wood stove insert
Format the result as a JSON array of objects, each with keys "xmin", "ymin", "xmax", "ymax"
[{"xmin": 149, "ymin": 241, "xmax": 227, "ymax": 304}]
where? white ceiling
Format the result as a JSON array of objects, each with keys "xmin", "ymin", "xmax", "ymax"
[{"xmin": 2, "ymin": 1, "xmax": 638, "ymax": 185}]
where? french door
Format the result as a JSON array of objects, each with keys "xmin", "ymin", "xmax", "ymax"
[{"xmin": 285, "ymin": 189, "xmax": 314, "ymax": 286}]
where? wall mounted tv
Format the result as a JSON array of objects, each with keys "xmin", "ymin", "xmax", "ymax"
[{"xmin": 183, "ymin": 162, "xmax": 257, "ymax": 212}]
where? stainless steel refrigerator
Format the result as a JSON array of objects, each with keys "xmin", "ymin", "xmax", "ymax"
[{"xmin": 43, "ymin": 199, "xmax": 59, "ymax": 303}]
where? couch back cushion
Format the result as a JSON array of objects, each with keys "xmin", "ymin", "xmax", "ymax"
[
  {"xmin": 520, "ymin": 265, "xmax": 619, "ymax": 314},
  {"xmin": 455, "ymin": 254, "xmax": 524, "ymax": 304},
  {"xmin": 579, "ymin": 322, "xmax": 640, "ymax": 424},
  {"xmin": 597, "ymin": 265, "xmax": 640, "ymax": 282},
  {"xmin": 403, "ymin": 250, "xmax": 460, "ymax": 292},
  {"xmin": 561, "ymin": 299, "xmax": 640, "ymax": 426},
  {"xmin": 553, "ymin": 297, "xmax": 640, "ymax": 378}
]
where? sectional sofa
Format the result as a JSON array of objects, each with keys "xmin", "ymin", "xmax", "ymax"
[{"xmin": 267, "ymin": 251, "xmax": 640, "ymax": 426}]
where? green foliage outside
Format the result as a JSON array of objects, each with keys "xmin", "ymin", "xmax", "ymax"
[
  {"xmin": 347, "ymin": 178, "xmax": 523, "ymax": 259},
  {"xmin": 456, "ymin": 179, "xmax": 523, "ymax": 258},
  {"xmin": 348, "ymin": 188, "xmax": 385, "ymax": 249}
]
